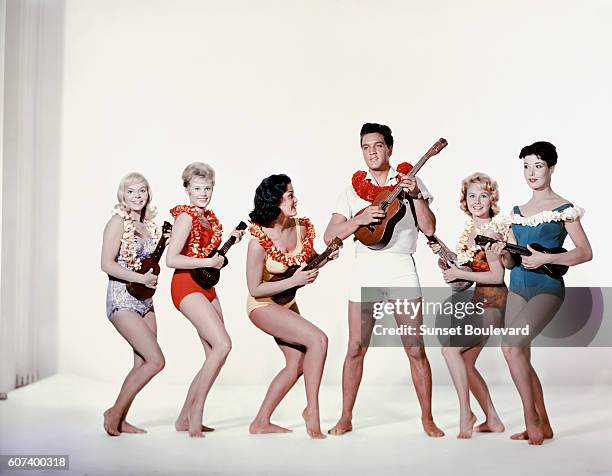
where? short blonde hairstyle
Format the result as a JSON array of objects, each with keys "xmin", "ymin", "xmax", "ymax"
[
  {"xmin": 459, "ymin": 172, "xmax": 500, "ymax": 218},
  {"xmin": 116, "ymin": 172, "xmax": 157, "ymax": 220},
  {"xmin": 182, "ymin": 162, "xmax": 215, "ymax": 188}
]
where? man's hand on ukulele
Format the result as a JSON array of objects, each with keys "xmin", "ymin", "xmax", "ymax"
[
  {"xmin": 427, "ymin": 241, "xmax": 442, "ymax": 254},
  {"xmin": 356, "ymin": 206, "xmax": 385, "ymax": 226},
  {"xmin": 398, "ymin": 173, "xmax": 419, "ymax": 197}
]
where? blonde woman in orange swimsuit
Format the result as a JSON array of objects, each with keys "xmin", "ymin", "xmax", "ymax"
[
  {"xmin": 166, "ymin": 162, "xmax": 245, "ymax": 437},
  {"xmin": 429, "ymin": 172, "xmax": 508, "ymax": 438},
  {"xmin": 246, "ymin": 174, "xmax": 339, "ymax": 439}
]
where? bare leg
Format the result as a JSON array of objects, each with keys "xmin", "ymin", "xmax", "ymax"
[
  {"xmin": 509, "ymin": 347, "xmax": 554, "ymax": 440},
  {"xmin": 442, "ymin": 346, "xmax": 476, "ymax": 438},
  {"xmin": 249, "ymin": 303, "xmax": 328, "ymax": 439},
  {"xmin": 328, "ymin": 301, "xmax": 374, "ymax": 435},
  {"xmin": 396, "ymin": 300, "xmax": 444, "ymax": 437},
  {"xmin": 174, "ymin": 298, "xmax": 223, "ymax": 433},
  {"xmin": 462, "ymin": 347, "xmax": 504, "ymax": 433},
  {"xmin": 250, "ymin": 326, "xmax": 305, "ymax": 433},
  {"xmin": 118, "ymin": 311, "xmax": 161, "ymax": 433},
  {"xmin": 177, "ymin": 294, "xmax": 232, "ymax": 437},
  {"xmin": 502, "ymin": 291, "xmax": 562, "ymax": 445},
  {"xmin": 104, "ymin": 310, "xmax": 165, "ymax": 436}
]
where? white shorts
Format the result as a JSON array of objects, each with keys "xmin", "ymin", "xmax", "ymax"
[{"xmin": 349, "ymin": 252, "xmax": 422, "ymax": 302}]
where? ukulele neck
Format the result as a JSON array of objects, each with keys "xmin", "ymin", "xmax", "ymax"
[
  {"xmin": 149, "ymin": 224, "xmax": 171, "ymax": 264},
  {"xmin": 379, "ymin": 154, "xmax": 429, "ymax": 209},
  {"xmin": 218, "ymin": 235, "xmax": 237, "ymax": 256},
  {"xmin": 478, "ymin": 236, "xmax": 531, "ymax": 256},
  {"xmin": 429, "ymin": 234, "xmax": 457, "ymax": 264}
]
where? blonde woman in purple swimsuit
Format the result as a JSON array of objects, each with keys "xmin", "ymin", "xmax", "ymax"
[{"xmin": 101, "ymin": 172, "xmax": 168, "ymax": 436}]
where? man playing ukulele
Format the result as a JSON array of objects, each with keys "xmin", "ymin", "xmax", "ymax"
[{"xmin": 324, "ymin": 123, "xmax": 444, "ymax": 437}]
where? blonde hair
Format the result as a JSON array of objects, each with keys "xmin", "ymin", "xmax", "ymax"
[
  {"xmin": 182, "ymin": 162, "xmax": 215, "ymax": 188},
  {"xmin": 459, "ymin": 172, "xmax": 500, "ymax": 217},
  {"xmin": 116, "ymin": 172, "xmax": 157, "ymax": 220}
]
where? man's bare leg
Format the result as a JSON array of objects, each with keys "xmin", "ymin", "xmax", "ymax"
[
  {"xmin": 328, "ymin": 301, "xmax": 374, "ymax": 435},
  {"xmin": 396, "ymin": 299, "xmax": 444, "ymax": 437}
]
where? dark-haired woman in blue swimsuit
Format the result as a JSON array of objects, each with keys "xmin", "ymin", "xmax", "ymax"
[{"xmin": 491, "ymin": 141, "xmax": 592, "ymax": 445}]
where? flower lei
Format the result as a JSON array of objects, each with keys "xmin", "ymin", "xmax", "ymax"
[
  {"xmin": 170, "ymin": 205, "xmax": 223, "ymax": 258},
  {"xmin": 112, "ymin": 205, "xmax": 160, "ymax": 271},
  {"xmin": 249, "ymin": 218, "xmax": 315, "ymax": 266},
  {"xmin": 510, "ymin": 205, "xmax": 584, "ymax": 227},
  {"xmin": 351, "ymin": 162, "xmax": 413, "ymax": 202},
  {"xmin": 455, "ymin": 215, "xmax": 511, "ymax": 265}
]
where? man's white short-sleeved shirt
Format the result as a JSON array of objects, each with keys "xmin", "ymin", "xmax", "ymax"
[{"xmin": 333, "ymin": 166, "xmax": 433, "ymax": 255}]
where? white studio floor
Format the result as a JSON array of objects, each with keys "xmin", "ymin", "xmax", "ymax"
[{"xmin": 1, "ymin": 374, "xmax": 611, "ymax": 476}]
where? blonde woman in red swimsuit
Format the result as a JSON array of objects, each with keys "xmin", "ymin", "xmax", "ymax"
[
  {"xmin": 166, "ymin": 162, "xmax": 245, "ymax": 437},
  {"xmin": 429, "ymin": 172, "xmax": 508, "ymax": 438},
  {"xmin": 246, "ymin": 174, "xmax": 338, "ymax": 439}
]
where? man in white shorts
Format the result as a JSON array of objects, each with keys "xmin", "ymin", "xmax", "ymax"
[{"xmin": 324, "ymin": 122, "xmax": 444, "ymax": 437}]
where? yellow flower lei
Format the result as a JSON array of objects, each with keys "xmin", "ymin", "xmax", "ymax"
[{"xmin": 112, "ymin": 205, "xmax": 160, "ymax": 270}]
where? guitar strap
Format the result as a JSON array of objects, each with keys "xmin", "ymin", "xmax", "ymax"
[{"xmin": 405, "ymin": 193, "xmax": 435, "ymax": 242}]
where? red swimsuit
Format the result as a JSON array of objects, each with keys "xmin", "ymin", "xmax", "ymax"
[{"xmin": 170, "ymin": 205, "xmax": 219, "ymax": 309}]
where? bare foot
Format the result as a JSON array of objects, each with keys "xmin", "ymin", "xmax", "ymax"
[
  {"xmin": 526, "ymin": 420, "xmax": 544, "ymax": 446},
  {"xmin": 302, "ymin": 408, "xmax": 326, "ymax": 439},
  {"xmin": 249, "ymin": 421, "xmax": 292, "ymax": 434},
  {"xmin": 475, "ymin": 417, "xmax": 505, "ymax": 433},
  {"xmin": 457, "ymin": 412, "xmax": 477, "ymax": 439},
  {"xmin": 511, "ymin": 423, "xmax": 553, "ymax": 441},
  {"xmin": 422, "ymin": 417, "xmax": 445, "ymax": 437},
  {"xmin": 120, "ymin": 420, "xmax": 147, "ymax": 434},
  {"xmin": 328, "ymin": 419, "xmax": 353, "ymax": 436},
  {"xmin": 175, "ymin": 419, "xmax": 215, "ymax": 432},
  {"xmin": 103, "ymin": 408, "xmax": 121, "ymax": 437},
  {"xmin": 187, "ymin": 407, "xmax": 204, "ymax": 438}
]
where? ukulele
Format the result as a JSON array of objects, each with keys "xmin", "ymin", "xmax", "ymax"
[
  {"xmin": 190, "ymin": 221, "xmax": 248, "ymax": 290},
  {"xmin": 126, "ymin": 221, "xmax": 173, "ymax": 300},
  {"xmin": 474, "ymin": 235, "xmax": 568, "ymax": 279},
  {"xmin": 269, "ymin": 237, "xmax": 343, "ymax": 305},
  {"xmin": 354, "ymin": 138, "xmax": 448, "ymax": 249},
  {"xmin": 427, "ymin": 234, "xmax": 473, "ymax": 292}
]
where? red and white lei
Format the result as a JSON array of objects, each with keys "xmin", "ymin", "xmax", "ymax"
[
  {"xmin": 170, "ymin": 205, "xmax": 223, "ymax": 258},
  {"xmin": 249, "ymin": 218, "xmax": 315, "ymax": 266},
  {"xmin": 351, "ymin": 162, "xmax": 413, "ymax": 202}
]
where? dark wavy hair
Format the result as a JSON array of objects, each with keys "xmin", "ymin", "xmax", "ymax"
[
  {"xmin": 519, "ymin": 141, "xmax": 558, "ymax": 167},
  {"xmin": 360, "ymin": 123, "xmax": 394, "ymax": 148},
  {"xmin": 249, "ymin": 174, "xmax": 292, "ymax": 226}
]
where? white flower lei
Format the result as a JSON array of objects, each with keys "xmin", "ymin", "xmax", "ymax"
[
  {"xmin": 510, "ymin": 205, "xmax": 584, "ymax": 227},
  {"xmin": 112, "ymin": 205, "xmax": 160, "ymax": 270},
  {"xmin": 455, "ymin": 214, "xmax": 511, "ymax": 265}
]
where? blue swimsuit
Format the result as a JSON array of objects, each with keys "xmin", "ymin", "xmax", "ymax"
[{"xmin": 509, "ymin": 203, "xmax": 573, "ymax": 301}]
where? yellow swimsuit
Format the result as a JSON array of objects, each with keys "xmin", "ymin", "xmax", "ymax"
[{"xmin": 246, "ymin": 218, "xmax": 303, "ymax": 315}]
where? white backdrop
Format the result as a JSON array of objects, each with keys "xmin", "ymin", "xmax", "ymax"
[{"xmin": 57, "ymin": 0, "xmax": 610, "ymax": 386}]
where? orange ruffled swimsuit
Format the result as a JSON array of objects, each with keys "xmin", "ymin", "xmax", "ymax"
[
  {"xmin": 469, "ymin": 249, "xmax": 508, "ymax": 312},
  {"xmin": 170, "ymin": 205, "xmax": 220, "ymax": 309}
]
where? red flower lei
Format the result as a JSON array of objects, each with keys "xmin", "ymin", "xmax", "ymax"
[
  {"xmin": 249, "ymin": 218, "xmax": 315, "ymax": 266},
  {"xmin": 351, "ymin": 162, "xmax": 413, "ymax": 202},
  {"xmin": 170, "ymin": 205, "xmax": 223, "ymax": 258}
]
